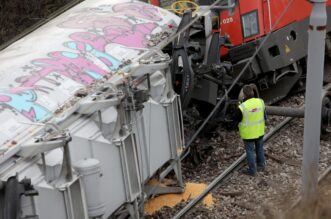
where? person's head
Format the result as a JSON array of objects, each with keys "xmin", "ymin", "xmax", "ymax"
[{"xmin": 243, "ymin": 85, "xmax": 254, "ymax": 99}]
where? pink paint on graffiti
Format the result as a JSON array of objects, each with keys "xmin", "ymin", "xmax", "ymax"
[
  {"xmin": 0, "ymin": 95, "xmax": 11, "ymax": 102},
  {"xmin": 98, "ymin": 57, "xmax": 112, "ymax": 66},
  {"xmin": 16, "ymin": 75, "xmax": 58, "ymax": 88},
  {"xmin": 0, "ymin": 88, "xmax": 50, "ymax": 121},
  {"xmin": 21, "ymin": 51, "xmax": 108, "ymax": 87},
  {"xmin": 60, "ymin": 3, "xmax": 162, "ymax": 27},
  {"xmin": 66, "ymin": 41, "xmax": 118, "ymax": 67},
  {"xmin": 104, "ymin": 22, "xmax": 157, "ymax": 48},
  {"xmin": 60, "ymin": 15, "xmax": 131, "ymax": 30},
  {"xmin": 60, "ymin": 5, "xmax": 160, "ymax": 49},
  {"xmin": 70, "ymin": 32, "xmax": 108, "ymax": 51},
  {"xmin": 15, "ymin": 87, "xmax": 30, "ymax": 92},
  {"xmin": 69, "ymin": 18, "xmax": 157, "ymax": 49},
  {"xmin": 112, "ymin": 2, "xmax": 162, "ymax": 21},
  {"xmin": 22, "ymin": 107, "xmax": 36, "ymax": 121},
  {"xmin": 5, "ymin": 87, "xmax": 31, "ymax": 94}
]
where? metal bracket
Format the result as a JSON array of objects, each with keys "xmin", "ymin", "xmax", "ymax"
[
  {"xmin": 130, "ymin": 54, "xmax": 171, "ymax": 78},
  {"xmin": 19, "ymin": 123, "xmax": 73, "ymax": 181},
  {"xmin": 76, "ymin": 84, "xmax": 124, "ymax": 115}
]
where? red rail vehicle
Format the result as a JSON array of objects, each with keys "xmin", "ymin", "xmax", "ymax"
[
  {"xmin": 151, "ymin": 0, "xmax": 331, "ymax": 110},
  {"xmin": 217, "ymin": 0, "xmax": 331, "ymax": 103},
  {"xmin": 147, "ymin": 0, "xmax": 331, "ymax": 151}
]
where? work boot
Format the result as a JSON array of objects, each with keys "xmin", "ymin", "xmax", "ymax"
[
  {"xmin": 257, "ymin": 166, "xmax": 265, "ymax": 172},
  {"xmin": 241, "ymin": 169, "xmax": 256, "ymax": 177}
]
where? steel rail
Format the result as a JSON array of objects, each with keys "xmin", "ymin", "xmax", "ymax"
[
  {"xmin": 183, "ymin": 0, "xmax": 295, "ymax": 149},
  {"xmin": 172, "ymin": 116, "xmax": 295, "ymax": 219}
]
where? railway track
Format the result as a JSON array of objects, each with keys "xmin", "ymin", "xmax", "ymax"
[
  {"xmin": 173, "ymin": 115, "xmax": 296, "ymax": 219},
  {"xmin": 145, "ymin": 88, "xmax": 331, "ymax": 219}
]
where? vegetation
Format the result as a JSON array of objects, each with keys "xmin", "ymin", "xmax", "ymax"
[{"xmin": 0, "ymin": 0, "xmax": 73, "ymax": 45}]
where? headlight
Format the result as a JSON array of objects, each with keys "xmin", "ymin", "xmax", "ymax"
[{"xmin": 241, "ymin": 11, "xmax": 259, "ymax": 38}]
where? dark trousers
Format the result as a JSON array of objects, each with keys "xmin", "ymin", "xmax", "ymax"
[{"xmin": 243, "ymin": 137, "xmax": 265, "ymax": 175}]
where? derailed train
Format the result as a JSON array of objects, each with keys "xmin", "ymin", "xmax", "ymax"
[
  {"xmin": 0, "ymin": 1, "xmax": 184, "ymax": 218},
  {"xmin": 0, "ymin": 0, "xmax": 331, "ymax": 219},
  {"xmin": 161, "ymin": 0, "xmax": 331, "ymax": 128}
]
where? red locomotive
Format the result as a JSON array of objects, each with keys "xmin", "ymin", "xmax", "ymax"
[
  {"xmin": 146, "ymin": 0, "xmax": 331, "ymax": 143},
  {"xmin": 220, "ymin": 0, "xmax": 331, "ymax": 55},
  {"xmin": 218, "ymin": 0, "xmax": 331, "ymax": 103},
  {"xmin": 150, "ymin": 0, "xmax": 331, "ymax": 106}
]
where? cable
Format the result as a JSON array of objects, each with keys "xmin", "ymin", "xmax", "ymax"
[
  {"xmin": 156, "ymin": 0, "xmax": 236, "ymax": 50},
  {"xmin": 184, "ymin": 0, "xmax": 295, "ymax": 149}
]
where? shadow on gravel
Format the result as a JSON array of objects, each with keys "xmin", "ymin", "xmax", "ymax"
[
  {"xmin": 256, "ymin": 172, "xmax": 331, "ymax": 219},
  {"xmin": 257, "ymin": 201, "xmax": 331, "ymax": 219}
]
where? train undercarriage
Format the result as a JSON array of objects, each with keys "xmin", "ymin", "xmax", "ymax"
[
  {"xmin": 168, "ymin": 4, "xmax": 331, "ymax": 132},
  {"xmin": 162, "ymin": 2, "xmax": 331, "ymax": 163}
]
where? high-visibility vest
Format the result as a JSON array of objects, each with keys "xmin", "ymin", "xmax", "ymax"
[{"xmin": 238, "ymin": 98, "xmax": 265, "ymax": 140}]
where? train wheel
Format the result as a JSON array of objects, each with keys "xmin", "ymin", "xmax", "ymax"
[
  {"xmin": 172, "ymin": 51, "xmax": 195, "ymax": 108},
  {"xmin": 170, "ymin": 1, "xmax": 199, "ymax": 15},
  {"xmin": 170, "ymin": 10, "xmax": 196, "ymax": 109}
]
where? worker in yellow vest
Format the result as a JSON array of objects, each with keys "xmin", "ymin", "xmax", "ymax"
[{"xmin": 233, "ymin": 85, "xmax": 266, "ymax": 176}]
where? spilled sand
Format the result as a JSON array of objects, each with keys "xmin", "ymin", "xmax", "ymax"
[{"xmin": 145, "ymin": 182, "xmax": 214, "ymax": 215}]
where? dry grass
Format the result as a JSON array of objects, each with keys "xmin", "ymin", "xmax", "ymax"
[
  {"xmin": 256, "ymin": 172, "xmax": 331, "ymax": 219},
  {"xmin": 0, "ymin": 0, "xmax": 72, "ymax": 45}
]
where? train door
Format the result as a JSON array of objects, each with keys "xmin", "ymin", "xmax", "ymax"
[{"xmin": 238, "ymin": 0, "xmax": 265, "ymax": 42}]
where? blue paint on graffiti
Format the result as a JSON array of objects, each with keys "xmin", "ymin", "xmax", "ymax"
[
  {"xmin": 65, "ymin": 41, "xmax": 122, "ymax": 70},
  {"xmin": 62, "ymin": 51, "xmax": 79, "ymax": 59},
  {"xmin": 0, "ymin": 89, "xmax": 51, "ymax": 122}
]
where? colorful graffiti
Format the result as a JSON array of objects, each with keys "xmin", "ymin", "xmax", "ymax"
[
  {"xmin": 0, "ymin": 88, "xmax": 50, "ymax": 122},
  {"xmin": 112, "ymin": 3, "xmax": 162, "ymax": 21},
  {"xmin": 0, "ymin": 2, "xmax": 165, "ymax": 122},
  {"xmin": 60, "ymin": 12, "xmax": 158, "ymax": 48}
]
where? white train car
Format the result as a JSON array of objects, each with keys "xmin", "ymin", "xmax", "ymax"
[{"xmin": 0, "ymin": 1, "xmax": 183, "ymax": 218}]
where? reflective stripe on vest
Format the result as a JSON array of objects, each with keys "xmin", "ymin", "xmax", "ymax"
[{"xmin": 238, "ymin": 98, "xmax": 265, "ymax": 139}]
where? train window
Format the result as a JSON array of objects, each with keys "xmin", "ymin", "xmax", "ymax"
[
  {"xmin": 241, "ymin": 10, "xmax": 259, "ymax": 38},
  {"xmin": 269, "ymin": 45, "xmax": 280, "ymax": 57}
]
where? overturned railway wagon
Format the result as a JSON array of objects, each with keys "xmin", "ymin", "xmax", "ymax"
[{"xmin": 0, "ymin": 1, "xmax": 183, "ymax": 218}]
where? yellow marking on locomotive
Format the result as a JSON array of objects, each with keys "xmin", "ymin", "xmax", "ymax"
[{"xmin": 285, "ymin": 44, "xmax": 291, "ymax": 53}]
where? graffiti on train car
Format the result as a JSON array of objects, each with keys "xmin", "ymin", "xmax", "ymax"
[
  {"xmin": 0, "ymin": 88, "xmax": 51, "ymax": 122},
  {"xmin": 63, "ymin": 19, "xmax": 157, "ymax": 49},
  {"xmin": 0, "ymin": 2, "xmax": 166, "ymax": 122}
]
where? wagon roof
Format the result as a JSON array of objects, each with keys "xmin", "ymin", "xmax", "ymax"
[{"xmin": 0, "ymin": 0, "xmax": 180, "ymax": 160}]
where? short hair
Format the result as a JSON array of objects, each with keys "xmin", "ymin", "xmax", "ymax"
[{"xmin": 243, "ymin": 85, "xmax": 254, "ymax": 99}]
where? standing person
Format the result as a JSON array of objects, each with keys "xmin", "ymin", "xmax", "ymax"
[{"xmin": 233, "ymin": 85, "xmax": 266, "ymax": 176}]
